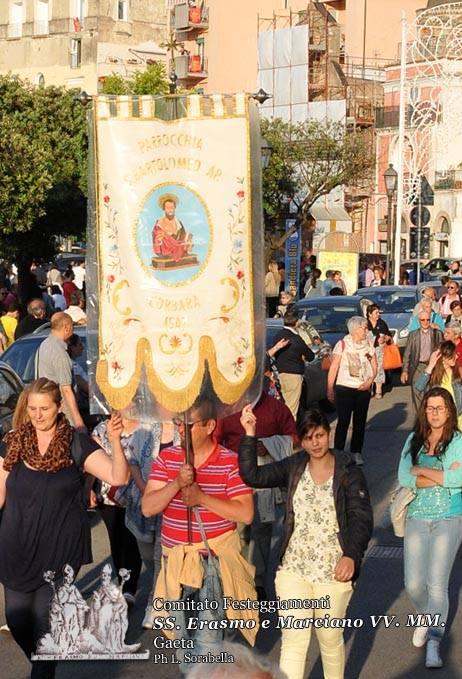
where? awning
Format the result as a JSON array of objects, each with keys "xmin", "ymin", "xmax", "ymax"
[{"xmin": 310, "ymin": 204, "xmax": 351, "ymax": 225}]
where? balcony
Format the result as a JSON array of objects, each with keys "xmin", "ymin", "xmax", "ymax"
[
  {"xmin": 174, "ymin": 2, "xmax": 209, "ymax": 33},
  {"xmin": 34, "ymin": 20, "xmax": 49, "ymax": 36},
  {"xmin": 434, "ymin": 170, "xmax": 462, "ymax": 190},
  {"xmin": 175, "ymin": 54, "xmax": 208, "ymax": 80},
  {"xmin": 7, "ymin": 22, "xmax": 22, "ymax": 38}
]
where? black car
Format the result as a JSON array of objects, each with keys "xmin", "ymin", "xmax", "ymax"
[{"xmin": 293, "ymin": 296, "xmax": 364, "ymax": 348}]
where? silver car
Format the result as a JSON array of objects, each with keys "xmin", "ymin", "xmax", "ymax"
[{"xmin": 354, "ymin": 286, "xmax": 419, "ymax": 351}]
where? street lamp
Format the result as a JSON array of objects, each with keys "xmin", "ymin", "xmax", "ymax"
[
  {"xmin": 384, "ymin": 163, "xmax": 398, "ymax": 284},
  {"xmin": 260, "ymin": 137, "xmax": 273, "ymax": 170}
]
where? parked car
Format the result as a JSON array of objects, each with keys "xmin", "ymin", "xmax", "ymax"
[
  {"xmin": 354, "ymin": 285, "xmax": 418, "ymax": 351},
  {"xmin": 0, "ymin": 363, "xmax": 24, "ymax": 435},
  {"xmin": 293, "ymin": 296, "xmax": 364, "ymax": 348},
  {"xmin": 423, "ymin": 257, "xmax": 462, "ymax": 279},
  {"xmin": 0, "ymin": 325, "xmax": 88, "ymax": 384},
  {"xmin": 400, "ymin": 259, "xmax": 431, "ymax": 283},
  {"xmin": 55, "ymin": 252, "xmax": 86, "ymax": 273},
  {"xmin": 266, "ymin": 318, "xmax": 328, "ymax": 409}
]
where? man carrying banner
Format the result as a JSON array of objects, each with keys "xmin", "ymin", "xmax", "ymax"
[{"xmin": 142, "ymin": 399, "xmax": 258, "ymax": 668}]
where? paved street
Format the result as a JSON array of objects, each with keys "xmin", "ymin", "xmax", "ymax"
[{"xmin": 2, "ymin": 383, "xmax": 462, "ymax": 678}]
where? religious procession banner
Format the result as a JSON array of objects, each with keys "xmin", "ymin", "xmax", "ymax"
[{"xmin": 88, "ymin": 94, "xmax": 265, "ymax": 416}]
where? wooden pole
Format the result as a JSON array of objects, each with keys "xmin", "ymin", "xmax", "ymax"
[{"xmin": 183, "ymin": 412, "xmax": 193, "ymax": 544}]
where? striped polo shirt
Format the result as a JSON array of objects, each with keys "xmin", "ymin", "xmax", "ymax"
[{"xmin": 149, "ymin": 442, "xmax": 252, "ymax": 547}]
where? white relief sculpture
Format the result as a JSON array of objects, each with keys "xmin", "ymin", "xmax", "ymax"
[{"xmin": 33, "ymin": 564, "xmax": 147, "ymax": 661}]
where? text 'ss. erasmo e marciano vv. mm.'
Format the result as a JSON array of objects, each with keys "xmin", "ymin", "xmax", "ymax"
[{"xmin": 151, "ymin": 598, "xmax": 444, "ymax": 632}]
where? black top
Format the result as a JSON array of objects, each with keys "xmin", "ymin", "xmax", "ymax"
[
  {"xmin": 273, "ymin": 328, "xmax": 315, "ymax": 374},
  {"xmin": 0, "ymin": 432, "xmax": 99, "ymax": 592},
  {"xmin": 14, "ymin": 316, "xmax": 47, "ymax": 340},
  {"xmin": 367, "ymin": 317, "xmax": 391, "ymax": 347}
]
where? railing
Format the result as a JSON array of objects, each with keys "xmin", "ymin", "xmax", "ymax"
[
  {"xmin": 375, "ymin": 106, "xmax": 400, "ymax": 128},
  {"xmin": 7, "ymin": 22, "xmax": 22, "ymax": 38},
  {"xmin": 34, "ymin": 20, "xmax": 49, "ymax": 36}
]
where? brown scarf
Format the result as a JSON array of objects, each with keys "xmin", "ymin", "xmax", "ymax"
[{"xmin": 3, "ymin": 414, "xmax": 74, "ymax": 472}]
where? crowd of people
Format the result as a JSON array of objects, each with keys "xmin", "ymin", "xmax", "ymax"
[{"xmin": 2, "ymin": 251, "xmax": 462, "ymax": 679}]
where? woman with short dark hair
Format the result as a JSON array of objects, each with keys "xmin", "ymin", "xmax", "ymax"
[
  {"xmin": 398, "ymin": 386, "xmax": 462, "ymax": 669},
  {"xmin": 366, "ymin": 304, "xmax": 392, "ymax": 399},
  {"xmin": 239, "ymin": 406, "xmax": 373, "ymax": 679}
]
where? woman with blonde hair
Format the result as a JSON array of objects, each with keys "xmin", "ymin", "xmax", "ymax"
[
  {"xmin": 274, "ymin": 289, "xmax": 294, "ymax": 319},
  {"xmin": 265, "ymin": 260, "xmax": 281, "ymax": 318},
  {"xmin": 0, "ymin": 378, "xmax": 130, "ymax": 679}
]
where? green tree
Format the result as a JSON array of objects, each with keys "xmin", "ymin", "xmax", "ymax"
[
  {"xmin": 101, "ymin": 62, "xmax": 170, "ymax": 95},
  {"xmin": 261, "ymin": 117, "xmax": 374, "ymax": 256},
  {"xmin": 0, "ymin": 74, "xmax": 88, "ymax": 303}
]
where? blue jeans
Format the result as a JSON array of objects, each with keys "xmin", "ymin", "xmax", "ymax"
[
  {"xmin": 404, "ymin": 516, "xmax": 462, "ymax": 640},
  {"xmin": 163, "ymin": 554, "xmax": 224, "ymax": 675}
]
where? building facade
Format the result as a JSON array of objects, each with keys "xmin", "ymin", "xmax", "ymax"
[
  {"xmin": 373, "ymin": 0, "xmax": 462, "ymax": 260},
  {"xmin": 0, "ymin": 0, "xmax": 167, "ymax": 92},
  {"xmin": 169, "ymin": 1, "xmax": 423, "ymax": 95}
]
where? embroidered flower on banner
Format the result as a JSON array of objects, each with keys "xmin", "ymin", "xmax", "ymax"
[
  {"xmin": 232, "ymin": 355, "xmax": 245, "ymax": 376},
  {"xmin": 227, "ymin": 178, "xmax": 247, "ymax": 294},
  {"xmin": 111, "ymin": 361, "xmax": 123, "ymax": 378},
  {"xmin": 169, "ymin": 336, "xmax": 182, "ymax": 349}
]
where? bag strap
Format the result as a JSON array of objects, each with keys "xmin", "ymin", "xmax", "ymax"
[{"xmin": 192, "ymin": 506, "xmax": 214, "ymax": 559}]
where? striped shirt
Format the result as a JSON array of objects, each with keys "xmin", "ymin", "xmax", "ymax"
[{"xmin": 149, "ymin": 443, "xmax": 252, "ymax": 547}]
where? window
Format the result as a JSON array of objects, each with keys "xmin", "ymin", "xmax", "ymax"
[
  {"xmin": 71, "ymin": 0, "xmax": 84, "ymax": 29},
  {"xmin": 70, "ymin": 38, "xmax": 82, "ymax": 68},
  {"xmin": 71, "ymin": 0, "xmax": 84, "ymax": 22},
  {"xmin": 117, "ymin": 0, "xmax": 128, "ymax": 21},
  {"xmin": 8, "ymin": 1, "xmax": 24, "ymax": 38},
  {"xmin": 35, "ymin": 0, "xmax": 50, "ymax": 35}
]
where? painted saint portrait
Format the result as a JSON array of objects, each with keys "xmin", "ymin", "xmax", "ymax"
[
  {"xmin": 152, "ymin": 193, "xmax": 196, "ymax": 267},
  {"xmin": 135, "ymin": 185, "xmax": 211, "ymax": 286}
]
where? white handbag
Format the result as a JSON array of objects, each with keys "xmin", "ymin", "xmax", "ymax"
[{"xmin": 389, "ymin": 486, "xmax": 416, "ymax": 537}]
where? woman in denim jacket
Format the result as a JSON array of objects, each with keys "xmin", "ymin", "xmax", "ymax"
[
  {"xmin": 398, "ymin": 386, "xmax": 462, "ymax": 669},
  {"xmin": 415, "ymin": 340, "xmax": 462, "ymax": 426}
]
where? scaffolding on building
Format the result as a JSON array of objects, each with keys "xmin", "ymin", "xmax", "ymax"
[{"xmin": 257, "ymin": 2, "xmax": 384, "ymax": 250}]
